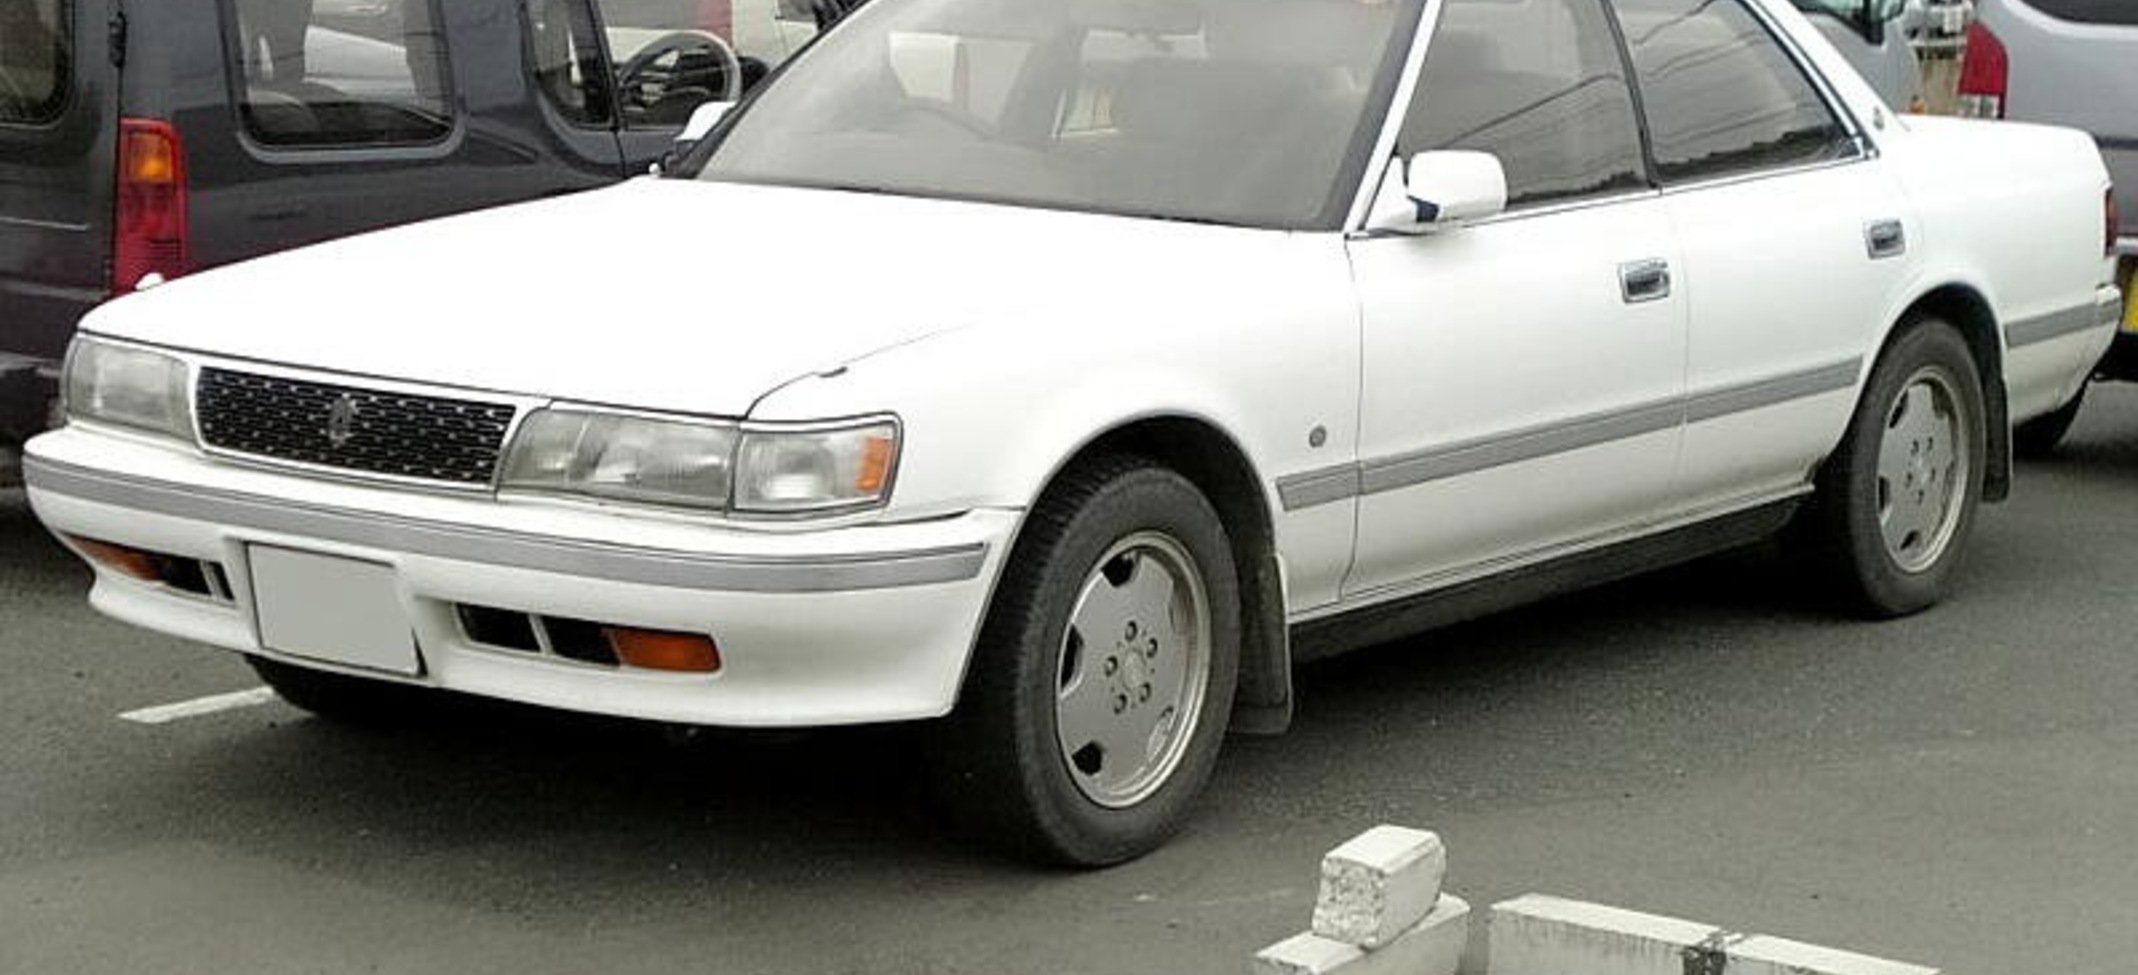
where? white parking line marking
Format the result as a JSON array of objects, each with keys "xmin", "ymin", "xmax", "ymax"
[{"xmin": 119, "ymin": 686, "xmax": 280, "ymax": 725}]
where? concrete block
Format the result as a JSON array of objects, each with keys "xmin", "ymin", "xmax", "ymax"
[
  {"xmin": 1312, "ymin": 825, "xmax": 1448, "ymax": 948},
  {"xmin": 1730, "ymin": 935, "xmax": 1939, "ymax": 975},
  {"xmin": 1489, "ymin": 894, "xmax": 1733, "ymax": 975},
  {"xmin": 1255, "ymin": 894, "xmax": 1470, "ymax": 975}
]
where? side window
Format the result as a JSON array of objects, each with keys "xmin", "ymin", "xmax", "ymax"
[
  {"xmin": 0, "ymin": 0, "xmax": 68, "ymax": 125},
  {"xmin": 1397, "ymin": 0, "xmax": 1648, "ymax": 210},
  {"xmin": 232, "ymin": 0, "xmax": 455, "ymax": 148},
  {"xmin": 592, "ymin": 0, "xmax": 819, "ymax": 128},
  {"xmin": 2014, "ymin": 0, "xmax": 2138, "ymax": 26},
  {"xmin": 1615, "ymin": 0, "xmax": 1852, "ymax": 182},
  {"xmin": 527, "ymin": 0, "xmax": 613, "ymax": 126}
]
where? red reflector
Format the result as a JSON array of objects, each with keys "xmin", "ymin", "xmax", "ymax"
[
  {"xmin": 114, "ymin": 118, "xmax": 191, "ymax": 294},
  {"xmin": 604, "ymin": 628, "xmax": 722, "ymax": 673},
  {"xmin": 1956, "ymin": 22, "xmax": 2009, "ymax": 119},
  {"xmin": 2110, "ymin": 188, "xmax": 2121, "ymax": 256}
]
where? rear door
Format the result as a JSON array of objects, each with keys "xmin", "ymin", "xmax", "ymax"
[
  {"xmin": 0, "ymin": 0, "xmax": 114, "ymax": 366},
  {"xmin": 1613, "ymin": 0, "xmax": 1909, "ymax": 510}
]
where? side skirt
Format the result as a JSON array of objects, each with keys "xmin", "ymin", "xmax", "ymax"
[{"xmin": 1289, "ymin": 499, "xmax": 1801, "ymax": 663}]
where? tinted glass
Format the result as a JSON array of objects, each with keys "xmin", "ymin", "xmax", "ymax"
[
  {"xmin": 528, "ymin": 0, "xmax": 612, "ymax": 126},
  {"xmin": 1398, "ymin": 0, "xmax": 1647, "ymax": 209},
  {"xmin": 2015, "ymin": 0, "xmax": 2138, "ymax": 26},
  {"xmin": 1616, "ymin": 0, "xmax": 1851, "ymax": 181},
  {"xmin": 0, "ymin": 0, "xmax": 67, "ymax": 124},
  {"xmin": 232, "ymin": 0, "xmax": 454, "ymax": 147},
  {"xmin": 700, "ymin": 0, "xmax": 1425, "ymax": 230},
  {"xmin": 594, "ymin": 0, "xmax": 821, "ymax": 127}
]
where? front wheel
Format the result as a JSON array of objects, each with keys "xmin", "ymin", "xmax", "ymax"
[
  {"xmin": 932, "ymin": 458, "xmax": 1240, "ymax": 866},
  {"xmin": 1799, "ymin": 319, "xmax": 1987, "ymax": 618}
]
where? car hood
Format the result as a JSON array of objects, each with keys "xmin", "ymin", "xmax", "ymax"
[{"xmin": 85, "ymin": 178, "xmax": 1288, "ymax": 417}]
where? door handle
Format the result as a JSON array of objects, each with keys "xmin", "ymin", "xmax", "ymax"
[
  {"xmin": 1865, "ymin": 219, "xmax": 1907, "ymax": 260},
  {"xmin": 1620, "ymin": 259, "xmax": 1672, "ymax": 304}
]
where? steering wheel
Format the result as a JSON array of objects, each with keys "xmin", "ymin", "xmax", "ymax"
[{"xmin": 615, "ymin": 29, "xmax": 744, "ymax": 106}]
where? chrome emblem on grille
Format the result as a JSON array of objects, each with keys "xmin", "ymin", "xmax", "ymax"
[{"xmin": 325, "ymin": 395, "xmax": 360, "ymax": 448}]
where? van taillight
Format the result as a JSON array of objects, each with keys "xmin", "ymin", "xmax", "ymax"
[
  {"xmin": 1956, "ymin": 21, "xmax": 2009, "ymax": 119},
  {"xmin": 114, "ymin": 118, "xmax": 190, "ymax": 294}
]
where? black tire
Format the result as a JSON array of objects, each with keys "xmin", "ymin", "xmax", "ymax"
[
  {"xmin": 1800, "ymin": 319, "xmax": 1987, "ymax": 618},
  {"xmin": 931, "ymin": 457, "xmax": 1241, "ymax": 867},
  {"xmin": 2014, "ymin": 384, "xmax": 2085, "ymax": 458},
  {"xmin": 247, "ymin": 655, "xmax": 439, "ymax": 726}
]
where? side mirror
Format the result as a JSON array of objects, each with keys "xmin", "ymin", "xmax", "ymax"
[{"xmin": 1364, "ymin": 151, "xmax": 1508, "ymax": 235}]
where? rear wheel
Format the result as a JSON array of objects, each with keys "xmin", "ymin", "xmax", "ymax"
[
  {"xmin": 1800, "ymin": 319, "xmax": 1986, "ymax": 617},
  {"xmin": 932, "ymin": 457, "xmax": 1240, "ymax": 866}
]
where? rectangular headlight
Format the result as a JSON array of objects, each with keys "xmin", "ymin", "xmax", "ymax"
[
  {"xmin": 734, "ymin": 420, "xmax": 899, "ymax": 515},
  {"xmin": 63, "ymin": 337, "xmax": 194, "ymax": 442},
  {"xmin": 500, "ymin": 409, "xmax": 738, "ymax": 509}
]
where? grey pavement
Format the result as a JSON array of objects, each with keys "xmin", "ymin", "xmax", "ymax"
[{"xmin": 4, "ymin": 387, "xmax": 2138, "ymax": 974}]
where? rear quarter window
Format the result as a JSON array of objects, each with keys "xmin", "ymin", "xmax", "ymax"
[
  {"xmin": 0, "ymin": 0, "xmax": 68, "ymax": 125},
  {"xmin": 2014, "ymin": 0, "xmax": 2138, "ymax": 26},
  {"xmin": 230, "ymin": 0, "xmax": 456, "ymax": 148}
]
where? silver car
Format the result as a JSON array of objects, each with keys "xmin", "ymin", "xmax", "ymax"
[{"xmin": 1960, "ymin": 0, "xmax": 2137, "ymax": 447}]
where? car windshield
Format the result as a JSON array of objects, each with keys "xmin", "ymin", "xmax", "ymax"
[{"xmin": 695, "ymin": 0, "xmax": 1425, "ymax": 229}]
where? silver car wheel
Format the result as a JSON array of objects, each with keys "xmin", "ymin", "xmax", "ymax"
[
  {"xmin": 1875, "ymin": 366, "xmax": 1970, "ymax": 574},
  {"xmin": 1054, "ymin": 531, "xmax": 1212, "ymax": 810}
]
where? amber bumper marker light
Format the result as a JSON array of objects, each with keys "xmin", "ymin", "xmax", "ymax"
[
  {"xmin": 604, "ymin": 627, "xmax": 722, "ymax": 673},
  {"xmin": 66, "ymin": 535, "xmax": 163, "ymax": 582}
]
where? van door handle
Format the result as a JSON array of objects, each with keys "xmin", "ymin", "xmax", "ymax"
[{"xmin": 1620, "ymin": 259, "xmax": 1671, "ymax": 304}]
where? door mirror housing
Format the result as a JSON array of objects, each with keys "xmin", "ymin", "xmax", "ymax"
[
  {"xmin": 654, "ymin": 101, "xmax": 735, "ymax": 175},
  {"xmin": 1364, "ymin": 151, "xmax": 1508, "ymax": 235},
  {"xmin": 678, "ymin": 99, "xmax": 735, "ymax": 147}
]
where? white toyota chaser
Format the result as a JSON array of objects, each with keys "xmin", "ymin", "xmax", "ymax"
[{"xmin": 24, "ymin": 0, "xmax": 2120, "ymax": 864}]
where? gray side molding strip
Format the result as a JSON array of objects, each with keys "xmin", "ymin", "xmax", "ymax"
[
  {"xmin": 24, "ymin": 457, "xmax": 989, "ymax": 593},
  {"xmin": 2006, "ymin": 303, "xmax": 2105, "ymax": 348},
  {"xmin": 1277, "ymin": 357, "xmax": 1862, "ymax": 512}
]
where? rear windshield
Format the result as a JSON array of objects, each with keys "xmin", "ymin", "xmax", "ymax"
[
  {"xmin": 0, "ymin": 0, "xmax": 68, "ymax": 125},
  {"xmin": 2017, "ymin": 0, "xmax": 2138, "ymax": 26},
  {"xmin": 230, "ymin": 0, "xmax": 455, "ymax": 147}
]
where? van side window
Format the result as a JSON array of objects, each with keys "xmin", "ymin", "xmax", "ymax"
[
  {"xmin": 1396, "ymin": 0, "xmax": 1649, "ymax": 210},
  {"xmin": 527, "ymin": 0, "xmax": 614, "ymax": 126},
  {"xmin": 591, "ymin": 0, "xmax": 817, "ymax": 128},
  {"xmin": 1614, "ymin": 0, "xmax": 1853, "ymax": 182},
  {"xmin": 232, "ymin": 0, "xmax": 455, "ymax": 148},
  {"xmin": 0, "ymin": 0, "xmax": 68, "ymax": 125}
]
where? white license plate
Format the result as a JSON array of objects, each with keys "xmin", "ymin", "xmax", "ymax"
[{"xmin": 248, "ymin": 546, "xmax": 420, "ymax": 675}]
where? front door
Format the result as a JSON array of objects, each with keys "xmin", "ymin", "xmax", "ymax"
[{"xmin": 1342, "ymin": 0, "xmax": 1688, "ymax": 601}]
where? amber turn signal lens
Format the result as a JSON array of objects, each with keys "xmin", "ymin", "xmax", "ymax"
[
  {"xmin": 66, "ymin": 535, "xmax": 163, "ymax": 581},
  {"xmin": 604, "ymin": 627, "xmax": 721, "ymax": 673},
  {"xmin": 855, "ymin": 435, "xmax": 895, "ymax": 494},
  {"xmin": 123, "ymin": 126, "xmax": 180, "ymax": 185}
]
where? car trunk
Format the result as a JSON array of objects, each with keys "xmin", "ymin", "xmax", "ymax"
[{"xmin": 0, "ymin": 0, "xmax": 116, "ymax": 438}]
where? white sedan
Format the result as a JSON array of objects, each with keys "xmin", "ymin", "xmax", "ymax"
[{"xmin": 27, "ymin": 0, "xmax": 2118, "ymax": 864}]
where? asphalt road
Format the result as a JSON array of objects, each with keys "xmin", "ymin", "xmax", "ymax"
[{"xmin": 5, "ymin": 387, "xmax": 2137, "ymax": 975}]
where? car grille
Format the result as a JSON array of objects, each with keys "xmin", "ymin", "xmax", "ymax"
[{"xmin": 195, "ymin": 367, "xmax": 517, "ymax": 485}]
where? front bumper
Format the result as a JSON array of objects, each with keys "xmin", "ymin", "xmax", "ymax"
[{"xmin": 24, "ymin": 426, "xmax": 1017, "ymax": 727}]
